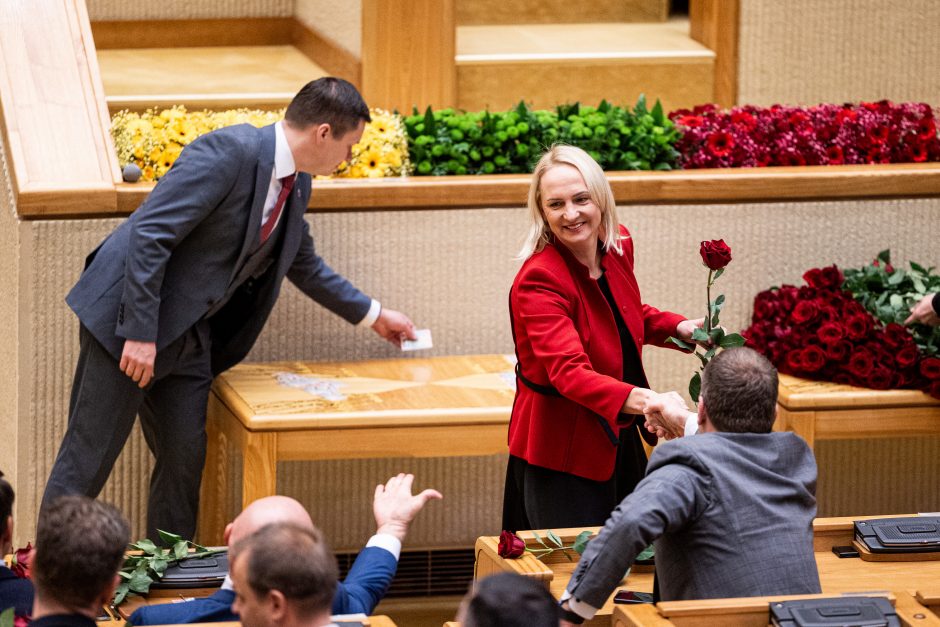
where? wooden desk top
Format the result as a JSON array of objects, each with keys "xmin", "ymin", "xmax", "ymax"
[
  {"xmin": 213, "ymin": 354, "xmax": 517, "ymax": 430},
  {"xmin": 777, "ymin": 374, "xmax": 940, "ymax": 411}
]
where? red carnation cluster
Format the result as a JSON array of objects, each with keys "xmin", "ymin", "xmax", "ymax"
[
  {"xmin": 743, "ymin": 265, "xmax": 940, "ymax": 399},
  {"xmin": 670, "ymin": 101, "xmax": 940, "ymax": 169}
]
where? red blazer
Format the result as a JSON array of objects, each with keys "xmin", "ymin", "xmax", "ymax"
[{"xmin": 508, "ymin": 225, "xmax": 686, "ymax": 482}]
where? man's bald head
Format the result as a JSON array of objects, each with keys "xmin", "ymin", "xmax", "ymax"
[{"xmin": 224, "ymin": 496, "xmax": 314, "ymax": 547}]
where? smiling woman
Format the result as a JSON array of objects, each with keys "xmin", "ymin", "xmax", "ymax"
[{"xmin": 503, "ymin": 145, "xmax": 702, "ymax": 531}]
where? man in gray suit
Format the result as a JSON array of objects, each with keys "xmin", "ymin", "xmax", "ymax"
[
  {"xmin": 558, "ymin": 347, "xmax": 820, "ymax": 625},
  {"xmin": 42, "ymin": 77, "xmax": 416, "ymax": 541}
]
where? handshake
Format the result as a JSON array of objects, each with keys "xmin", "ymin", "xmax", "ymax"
[{"xmin": 641, "ymin": 391, "xmax": 698, "ymax": 440}]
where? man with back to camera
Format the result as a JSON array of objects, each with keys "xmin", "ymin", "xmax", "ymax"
[
  {"xmin": 0, "ymin": 470, "xmax": 33, "ymax": 619},
  {"xmin": 558, "ymin": 347, "xmax": 820, "ymax": 625},
  {"xmin": 42, "ymin": 77, "xmax": 417, "ymax": 541},
  {"xmin": 128, "ymin": 473, "xmax": 442, "ymax": 625},
  {"xmin": 29, "ymin": 495, "xmax": 130, "ymax": 627}
]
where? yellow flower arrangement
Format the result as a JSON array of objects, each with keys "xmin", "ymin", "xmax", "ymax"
[
  {"xmin": 112, "ymin": 106, "xmax": 410, "ymax": 182},
  {"xmin": 334, "ymin": 108, "xmax": 410, "ymax": 178}
]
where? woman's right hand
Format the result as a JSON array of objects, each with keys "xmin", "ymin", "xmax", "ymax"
[{"xmin": 621, "ymin": 387, "xmax": 655, "ymax": 414}]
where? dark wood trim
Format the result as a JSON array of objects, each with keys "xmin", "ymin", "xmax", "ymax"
[
  {"xmin": 290, "ymin": 19, "xmax": 362, "ymax": 87},
  {"xmin": 91, "ymin": 17, "xmax": 294, "ymax": 49}
]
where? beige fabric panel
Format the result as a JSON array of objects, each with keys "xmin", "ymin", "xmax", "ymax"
[
  {"xmin": 738, "ymin": 0, "xmax": 940, "ymax": 105},
  {"xmin": 294, "ymin": 0, "xmax": 362, "ymax": 58},
  {"xmin": 8, "ymin": 198, "xmax": 940, "ymax": 545},
  {"xmin": 86, "ymin": 0, "xmax": 292, "ymax": 20}
]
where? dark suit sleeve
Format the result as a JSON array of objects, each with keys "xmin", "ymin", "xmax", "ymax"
[
  {"xmin": 117, "ymin": 131, "xmax": 248, "ymax": 342},
  {"xmin": 566, "ymin": 461, "xmax": 710, "ymax": 608},
  {"xmin": 286, "ymin": 217, "xmax": 372, "ymax": 325},
  {"xmin": 331, "ymin": 546, "xmax": 398, "ymax": 615}
]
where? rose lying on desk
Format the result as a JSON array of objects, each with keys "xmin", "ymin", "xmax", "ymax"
[
  {"xmin": 497, "ymin": 530, "xmax": 592, "ymax": 561},
  {"xmin": 114, "ymin": 530, "xmax": 225, "ymax": 606},
  {"xmin": 10, "ymin": 543, "xmax": 32, "ymax": 579}
]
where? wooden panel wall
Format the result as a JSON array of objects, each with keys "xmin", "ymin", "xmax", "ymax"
[
  {"xmin": 0, "ymin": 0, "xmax": 119, "ymax": 215},
  {"xmin": 361, "ymin": 0, "xmax": 457, "ymax": 112},
  {"xmin": 690, "ymin": 0, "xmax": 739, "ymax": 107}
]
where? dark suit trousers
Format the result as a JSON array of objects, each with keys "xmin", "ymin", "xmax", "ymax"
[{"xmin": 42, "ymin": 323, "xmax": 213, "ymax": 541}]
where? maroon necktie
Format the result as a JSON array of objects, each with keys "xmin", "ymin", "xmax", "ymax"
[{"xmin": 260, "ymin": 173, "xmax": 296, "ymax": 243}]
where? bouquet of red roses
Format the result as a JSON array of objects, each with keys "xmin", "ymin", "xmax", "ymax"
[{"xmin": 743, "ymin": 263, "xmax": 940, "ymax": 399}]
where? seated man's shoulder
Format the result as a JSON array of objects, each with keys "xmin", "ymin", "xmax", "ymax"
[{"xmin": 128, "ymin": 589, "xmax": 236, "ymax": 625}]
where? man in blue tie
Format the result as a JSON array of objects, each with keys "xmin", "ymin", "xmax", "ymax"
[{"xmin": 42, "ymin": 77, "xmax": 417, "ymax": 541}]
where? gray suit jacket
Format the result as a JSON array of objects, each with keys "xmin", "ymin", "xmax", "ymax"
[
  {"xmin": 67, "ymin": 123, "xmax": 371, "ymax": 375},
  {"xmin": 567, "ymin": 431, "xmax": 820, "ymax": 606}
]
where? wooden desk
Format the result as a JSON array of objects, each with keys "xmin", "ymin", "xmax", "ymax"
[
  {"xmin": 776, "ymin": 374, "xmax": 940, "ymax": 449},
  {"xmin": 476, "ymin": 516, "xmax": 940, "ymax": 626},
  {"xmin": 198, "ymin": 355, "xmax": 516, "ymax": 543},
  {"xmin": 474, "ymin": 528, "xmax": 654, "ymax": 627},
  {"xmin": 613, "ymin": 592, "xmax": 940, "ymax": 626}
]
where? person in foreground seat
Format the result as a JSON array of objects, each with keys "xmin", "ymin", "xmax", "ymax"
[
  {"xmin": 230, "ymin": 523, "xmax": 336, "ymax": 627},
  {"xmin": 0, "ymin": 470, "xmax": 33, "ymax": 619},
  {"xmin": 30, "ymin": 496, "xmax": 129, "ymax": 627},
  {"xmin": 558, "ymin": 347, "xmax": 820, "ymax": 625},
  {"xmin": 457, "ymin": 572, "xmax": 560, "ymax": 627},
  {"xmin": 129, "ymin": 473, "xmax": 441, "ymax": 625}
]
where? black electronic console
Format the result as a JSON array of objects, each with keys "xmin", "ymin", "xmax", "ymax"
[
  {"xmin": 770, "ymin": 596, "xmax": 898, "ymax": 627},
  {"xmin": 854, "ymin": 516, "xmax": 940, "ymax": 554}
]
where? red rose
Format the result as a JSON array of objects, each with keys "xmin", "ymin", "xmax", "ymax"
[
  {"xmin": 929, "ymin": 381, "xmax": 940, "ymax": 401},
  {"xmin": 14, "ymin": 615, "xmax": 29, "ymax": 627},
  {"xmin": 895, "ymin": 345, "xmax": 919, "ymax": 369},
  {"xmin": 868, "ymin": 367, "xmax": 895, "ymax": 390},
  {"xmin": 497, "ymin": 531, "xmax": 526, "ymax": 559},
  {"xmin": 11, "ymin": 542, "xmax": 32, "ymax": 579},
  {"xmin": 817, "ymin": 322, "xmax": 844, "ymax": 345},
  {"xmin": 801, "ymin": 346, "xmax": 826, "ymax": 372},
  {"xmin": 848, "ymin": 351, "xmax": 874, "ymax": 378},
  {"xmin": 845, "ymin": 314, "xmax": 873, "ymax": 340},
  {"xmin": 825, "ymin": 340, "xmax": 851, "ymax": 362},
  {"xmin": 883, "ymin": 323, "xmax": 911, "ymax": 349},
  {"xmin": 920, "ymin": 357, "xmax": 940, "ymax": 380},
  {"xmin": 699, "ymin": 239, "xmax": 732, "ymax": 271},
  {"xmin": 791, "ymin": 300, "xmax": 819, "ymax": 325}
]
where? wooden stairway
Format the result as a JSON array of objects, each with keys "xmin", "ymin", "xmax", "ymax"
[{"xmin": 455, "ymin": 1, "xmax": 715, "ymax": 112}]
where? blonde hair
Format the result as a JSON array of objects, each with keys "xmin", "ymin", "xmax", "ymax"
[{"xmin": 516, "ymin": 145, "xmax": 623, "ymax": 260}]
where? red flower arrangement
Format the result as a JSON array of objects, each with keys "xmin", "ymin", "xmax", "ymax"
[
  {"xmin": 10, "ymin": 543, "xmax": 31, "ymax": 580},
  {"xmin": 669, "ymin": 101, "xmax": 940, "ymax": 169},
  {"xmin": 743, "ymin": 264, "xmax": 940, "ymax": 399}
]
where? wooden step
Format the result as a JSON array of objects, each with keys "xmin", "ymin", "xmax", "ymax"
[
  {"xmin": 456, "ymin": 20, "xmax": 714, "ymax": 112},
  {"xmin": 98, "ymin": 45, "xmax": 326, "ymax": 112},
  {"xmin": 457, "ymin": 0, "xmax": 669, "ymax": 25}
]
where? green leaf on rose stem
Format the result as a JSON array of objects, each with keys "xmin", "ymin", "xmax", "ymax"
[
  {"xmin": 692, "ymin": 327, "xmax": 710, "ymax": 342},
  {"xmin": 547, "ymin": 530, "xmax": 564, "ymax": 548},
  {"xmin": 719, "ymin": 333, "xmax": 747, "ymax": 348},
  {"xmin": 712, "ymin": 268, "xmax": 724, "ymax": 281},
  {"xmin": 689, "ymin": 372, "xmax": 702, "ymax": 403},
  {"xmin": 1, "ymin": 607, "xmax": 14, "ymax": 627},
  {"xmin": 888, "ymin": 270, "xmax": 905, "ymax": 285},
  {"xmin": 704, "ymin": 346, "xmax": 717, "ymax": 361},
  {"xmin": 708, "ymin": 327, "xmax": 725, "ymax": 344},
  {"xmin": 667, "ymin": 337, "xmax": 695, "ymax": 351},
  {"xmin": 152, "ymin": 558, "xmax": 169, "ymax": 576},
  {"xmin": 173, "ymin": 540, "xmax": 189, "ymax": 561},
  {"xmin": 573, "ymin": 530, "xmax": 592, "ymax": 555},
  {"xmin": 911, "ymin": 261, "xmax": 927, "ymax": 274},
  {"xmin": 129, "ymin": 571, "xmax": 153, "ymax": 594},
  {"xmin": 877, "ymin": 249, "xmax": 891, "ymax": 264},
  {"xmin": 889, "ymin": 294, "xmax": 904, "ymax": 309},
  {"xmin": 913, "ymin": 276, "xmax": 926, "ymax": 294},
  {"xmin": 158, "ymin": 529, "xmax": 184, "ymax": 546},
  {"xmin": 118, "ymin": 570, "xmax": 133, "ymax": 580},
  {"xmin": 113, "ymin": 582, "xmax": 130, "ymax": 606},
  {"xmin": 132, "ymin": 539, "xmax": 159, "ymax": 555},
  {"xmin": 636, "ymin": 544, "xmax": 655, "ymax": 561},
  {"xmin": 531, "ymin": 530, "xmax": 549, "ymax": 549},
  {"xmin": 694, "ymin": 351, "xmax": 708, "ymax": 368}
]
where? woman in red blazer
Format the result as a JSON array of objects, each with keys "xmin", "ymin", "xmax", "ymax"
[{"xmin": 503, "ymin": 146, "xmax": 701, "ymax": 530}]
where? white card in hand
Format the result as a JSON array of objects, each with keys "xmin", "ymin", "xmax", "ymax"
[{"xmin": 401, "ymin": 329, "xmax": 433, "ymax": 351}]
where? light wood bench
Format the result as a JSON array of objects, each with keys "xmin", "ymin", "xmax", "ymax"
[{"xmin": 198, "ymin": 354, "xmax": 516, "ymax": 544}]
